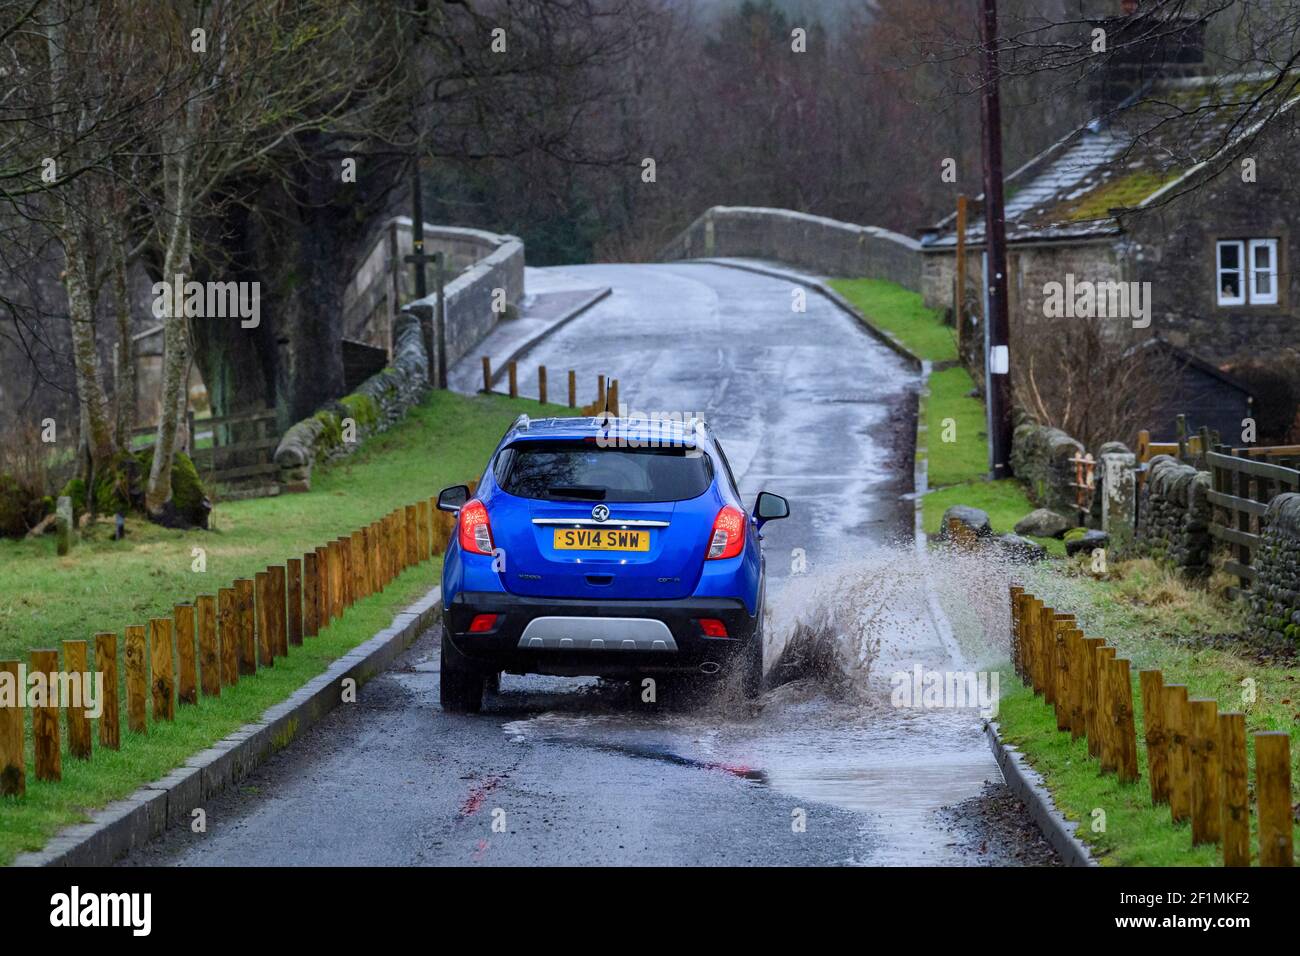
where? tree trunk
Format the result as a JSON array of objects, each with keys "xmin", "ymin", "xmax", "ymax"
[
  {"xmin": 63, "ymin": 246, "xmax": 118, "ymax": 470},
  {"xmin": 109, "ymin": 189, "xmax": 136, "ymax": 447},
  {"xmin": 145, "ymin": 141, "xmax": 193, "ymax": 518}
]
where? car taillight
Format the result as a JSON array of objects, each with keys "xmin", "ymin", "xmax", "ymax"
[
  {"xmin": 706, "ymin": 505, "xmax": 746, "ymax": 560},
  {"xmin": 468, "ymin": 613, "xmax": 498, "ymax": 633},
  {"xmin": 697, "ymin": 618, "xmax": 728, "ymax": 637},
  {"xmin": 458, "ymin": 499, "xmax": 494, "ymax": 555}
]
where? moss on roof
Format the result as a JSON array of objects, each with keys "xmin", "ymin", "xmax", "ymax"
[{"xmin": 1058, "ymin": 169, "xmax": 1181, "ymax": 222}]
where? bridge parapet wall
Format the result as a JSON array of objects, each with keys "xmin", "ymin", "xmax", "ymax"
[{"xmin": 659, "ymin": 206, "xmax": 922, "ymax": 292}]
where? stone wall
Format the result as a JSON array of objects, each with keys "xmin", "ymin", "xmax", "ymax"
[
  {"xmin": 1248, "ymin": 493, "xmax": 1300, "ymax": 644},
  {"xmin": 1010, "ymin": 420, "xmax": 1084, "ymax": 518},
  {"xmin": 1136, "ymin": 455, "xmax": 1213, "ymax": 577},
  {"xmin": 277, "ymin": 221, "xmax": 524, "ymax": 491},
  {"xmin": 273, "ymin": 313, "xmax": 430, "ymax": 491},
  {"xmin": 659, "ymin": 206, "xmax": 922, "ymax": 292},
  {"xmin": 342, "ymin": 218, "xmax": 525, "ymax": 364}
]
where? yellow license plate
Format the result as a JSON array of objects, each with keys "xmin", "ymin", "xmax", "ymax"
[{"xmin": 552, "ymin": 528, "xmax": 650, "ymax": 551}]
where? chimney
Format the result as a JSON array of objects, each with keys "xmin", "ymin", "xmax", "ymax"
[{"xmin": 1089, "ymin": 6, "xmax": 1206, "ymax": 113}]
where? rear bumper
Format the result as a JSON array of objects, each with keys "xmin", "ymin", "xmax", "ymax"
[{"xmin": 444, "ymin": 590, "xmax": 758, "ymax": 678}]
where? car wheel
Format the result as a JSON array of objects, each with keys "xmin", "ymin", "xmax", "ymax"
[{"xmin": 439, "ymin": 629, "xmax": 485, "ymax": 713}]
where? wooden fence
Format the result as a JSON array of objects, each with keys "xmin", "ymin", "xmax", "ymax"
[
  {"xmin": 1207, "ymin": 448, "xmax": 1300, "ymax": 597},
  {"xmin": 1010, "ymin": 584, "xmax": 1294, "ymax": 866},
  {"xmin": 132, "ymin": 407, "xmax": 280, "ymax": 491},
  {"xmin": 481, "ymin": 358, "xmax": 621, "ymax": 416},
  {"xmin": 0, "ymin": 488, "xmax": 466, "ymax": 797}
]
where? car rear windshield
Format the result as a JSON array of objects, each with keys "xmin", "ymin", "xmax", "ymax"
[{"xmin": 496, "ymin": 441, "xmax": 713, "ymax": 503}]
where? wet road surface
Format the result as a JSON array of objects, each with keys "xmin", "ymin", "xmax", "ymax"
[{"xmin": 123, "ymin": 261, "xmax": 1048, "ymax": 866}]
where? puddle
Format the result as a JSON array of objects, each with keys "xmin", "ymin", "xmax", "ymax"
[{"xmin": 493, "ymin": 545, "xmax": 1031, "ymax": 864}]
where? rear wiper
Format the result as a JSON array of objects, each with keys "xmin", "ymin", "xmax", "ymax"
[{"xmin": 547, "ymin": 485, "xmax": 607, "ymax": 501}]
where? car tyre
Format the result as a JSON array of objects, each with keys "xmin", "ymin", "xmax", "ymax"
[{"xmin": 440, "ymin": 629, "xmax": 485, "ymax": 713}]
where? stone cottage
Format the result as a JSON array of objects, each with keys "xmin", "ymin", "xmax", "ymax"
[{"xmin": 919, "ymin": 19, "xmax": 1300, "ymax": 440}]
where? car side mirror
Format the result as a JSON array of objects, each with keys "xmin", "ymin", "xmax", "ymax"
[
  {"xmin": 437, "ymin": 484, "xmax": 470, "ymax": 513},
  {"xmin": 754, "ymin": 491, "xmax": 789, "ymax": 529}
]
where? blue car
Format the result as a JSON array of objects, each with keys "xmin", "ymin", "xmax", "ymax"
[{"xmin": 435, "ymin": 414, "xmax": 789, "ymax": 712}]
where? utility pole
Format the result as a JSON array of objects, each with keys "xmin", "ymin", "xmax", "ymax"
[{"xmin": 980, "ymin": 0, "xmax": 1013, "ymax": 480}]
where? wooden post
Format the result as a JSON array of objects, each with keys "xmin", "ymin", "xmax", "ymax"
[
  {"xmin": 1008, "ymin": 585, "xmax": 1023, "ymax": 673},
  {"xmin": 1164, "ymin": 684, "xmax": 1192, "ymax": 823},
  {"xmin": 303, "ymin": 551, "xmax": 319, "ymax": 638},
  {"xmin": 954, "ymin": 194, "xmax": 968, "ymax": 354},
  {"xmin": 1081, "ymin": 638, "xmax": 1105, "ymax": 753},
  {"xmin": 270, "ymin": 565, "xmax": 288, "ymax": 657},
  {"xmin": 255, "ymin": 572, "xmax": 273, "ymax": 668},
  {"xmin": 31, "ymin": 649, "xmax": 61, "ymax": 781},
  {"xmin": 287, "ymin": 558, "xmax": 303, "ymax": 647},
  {"xmin": 481, "ymin": 356, "xmax": 491, "ymax": 392},
  {"xmin": 1053, "ymin": 617, "xmax": 1073, "ymax": 732},
  {"xmin": 236, "ymin": 578, "xmax": 256, "ymax": 675},
  {"xmin": 609, "ymin": 378, "xmax": 620, "ymax": 415},
  {"xmin": 197, "ymin": 595, "xmax": 219, "ymax": 697},
  {"xmin": 174, "ymin": 604, "xmax": 197, "ymax": 706},
  {"xmin": 538, "ymin": 366, "xmax": 548, "ymax": 404},
  {"xmin": 218, "ymin": 588, "xmax": 239, "ymax": 686},
  {"xmin": 508, "ymin": 361, "xmax": 517, "ymax": 398},
  {"xmin": 417, "ymin": 502, "xmax": 431, "ymax": 563},
  {"xmin": 1020, "ymin": 597, "xmax": 1037, "ymax": 691},
  {"xmin": 0, "ymin": 660, "xmax": 25, "ymax": 794},
  {"xmin": 316, "ymin": 546, "xmax": 331, "ymax": 624},
  {"xmin": 597, "ymin": 374, "xmax": 606, "ymax": 410},
  {"xmin": 1038, "ymin": 604, "xmax": 1057, "ymax": 707},
  {"xmin": 1067, "ymin": 629, "xmax": 1086, "ymax": 739},
  {"xmin": 1218, "ymin": 713, "xmax": 1249, "ymax": 866},
  {"xmin": 568, "ymin": 369, "xmax": 576, "ymax": 408},
  {"xmin": 371, "ymin": 521, "xmax": 385, "ymax": 585},
  {"xmin": 330, "ymin": 540, "xmax": 344, "ymax": 619},
  {"xmin": 1095, "ymin": 645, "xmax": 1117, "ymax": 770},
  {"xmin": 125, "ymin": 625, "xmax": 147, "ymax": 734},
  {"xmin": 1139, "ymin": 670, "xmax": 1168, "ymax": 805},
  {"xmin": 406, "ymin": 505, "xmax": 419, "ymax": 568},
  {"xmin": 149, "ymin": 617, "xmax": 175, "ymax": 721},
  {"xmin": 358, "ymin": 528, "xmax": 372, "ymax": 597},
  {"xmin": 338, "ymin": 537, "xmax": 354, "ymax": 608},
  {"xmin": 1188, "ymin": 698, "xmax": 1221, "ymax": 843},
  {"xmin": 1111, "ymin": 658, "xmax": 1139, "ymax": 783},
  {"xmin": 1254, "ymin": 732, "xmax": 1293, "ymax": 866},
  {"xmin": 95, "ymin": 633, "xmax": 119, "ymax": 750},
  {"xmin": 63, "ymin": 640, "xmax": 92, "ymax": 759},
  {"xmin": 351, "ymin": 531, "xmax": 365, "ymax": 598}
]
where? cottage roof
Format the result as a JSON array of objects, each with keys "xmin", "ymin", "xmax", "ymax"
[{"xmin": 922, "ymin": 71, "xmax": 1300, "ymax": 249}]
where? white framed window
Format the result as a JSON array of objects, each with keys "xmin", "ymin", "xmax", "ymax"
[
  {"xmin": 1249, "ymin": 238, "xmax": 1279, "ymax": 305},
  {"xmin": 1217, "ymin": 238, "xmax": 1281, "ymax": 306},
  {"xmin": 1216, "ymin": 240, "xmax": 1245, "ymax": 305}
]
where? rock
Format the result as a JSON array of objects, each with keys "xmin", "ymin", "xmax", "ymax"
[
  {"xmin": 938, "ymin": 505, "xmax": 992, "ymax": 543},
  {"xmin": 997, "ymin": 533, "xmax": 1047, "ymax": 563},
  {"xmin": 1065, "ymin": 529, "xmax": 1109, "ymax": 557},
  {"xmin": 1013, "ymin": 508, "xmax": 1071, "ymax": 538}
]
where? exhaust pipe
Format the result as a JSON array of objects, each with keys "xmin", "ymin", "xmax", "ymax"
[{"xmin": 699, "ymin": 661, "xmax": 721, "ymax": 675}]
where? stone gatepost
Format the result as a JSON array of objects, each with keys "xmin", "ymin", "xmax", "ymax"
[
  {"xmin": 55, "ymin": 495, "xmax": 74, "ymax": 556},
  {"xmin": 703, "ymin": 212, "xmax": 715, "ymax": 258},
  {"xmin": 1100, "ymin": 452, "xmax": 1137, "ymax": 556}
]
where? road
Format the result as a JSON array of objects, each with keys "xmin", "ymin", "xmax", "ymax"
[{"xmin": 123, "ymin": 261, "xmax": 1054, "ymax": 867}]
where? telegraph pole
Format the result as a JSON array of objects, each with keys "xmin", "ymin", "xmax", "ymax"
[{"xmin": 980, "ymin": 0, "xmax": 1013, "ymax": 480}]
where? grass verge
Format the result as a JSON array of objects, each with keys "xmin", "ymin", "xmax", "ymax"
[
  {"xmin": 828, "ymin": 277, "xmax": 956, "ymax": 362},
  {"xmin": 998, "ymin": 559, "xmax": 1299, "ymax": 865},
  {"xmin": 0, "ymin": 389, "xmax": 566, "ymax": 865}
]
